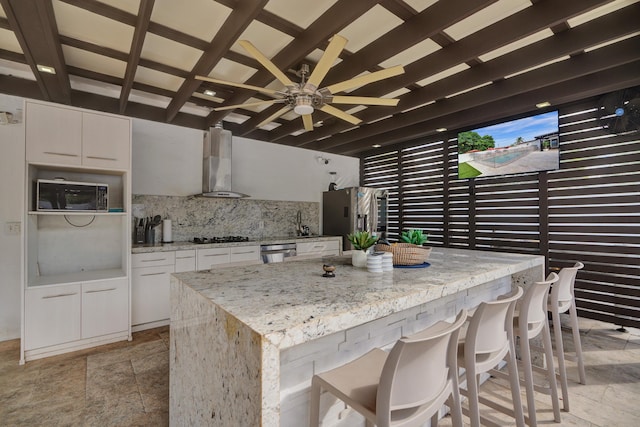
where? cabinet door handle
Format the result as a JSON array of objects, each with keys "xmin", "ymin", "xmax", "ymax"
[
  {"xmin": 176, "ymin": 256, "xmax": 195, "ymax": 259},
  {"xmin": 203, "ymin": 253, "xmax": 226, "ymax": 257},
  {"xmin": 43, "ymin": 152, "xmax": 79, "ymax": 157},
  {"xmin": 85, "ymin": 287, "xmax": 117, "ymax": 294},
  {"xmin": 86, "ymin": 155, "xmax": 117, "ymax": 161},
  {"xmin": 141, "ymin": 258, "xmax": 168, "ymax": 263},
  {"xmin": 42, "ymin": 292, "xmax": 78, "ymax": 299},
  {"xmin": 232, "ymin": 250, "xmax": 256, "ymax": 255},
  {"xmin": 140, "ymin": 272, "xmax": 167, "ymax": 277}
]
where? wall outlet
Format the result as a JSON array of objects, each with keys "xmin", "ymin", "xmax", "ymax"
[{"xmin": 4, "ymin": 222, "xmax": 20, "ymax": 235}]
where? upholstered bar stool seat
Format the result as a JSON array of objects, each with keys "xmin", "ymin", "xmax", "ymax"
[{"xmin": 310, "ymin": 310, "xmax": 467, "ymax": 427}]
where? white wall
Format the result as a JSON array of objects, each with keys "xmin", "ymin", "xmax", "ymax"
[
  {"xmin": 0, "ymin": 94, "xmax": 25, "ymax": 341},
  {"xmin": 132, "ymin": 118, "xmax": 360, "ymax": 202}
]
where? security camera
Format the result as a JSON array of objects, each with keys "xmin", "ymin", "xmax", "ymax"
[{"xmin": 316, "ymin": 156, "xmax": 330, "ymax": 165}]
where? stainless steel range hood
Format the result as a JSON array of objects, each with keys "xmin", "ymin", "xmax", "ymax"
[{"xmin": 201, "ymin": 127, "xmax": 248, "ymax": 198}]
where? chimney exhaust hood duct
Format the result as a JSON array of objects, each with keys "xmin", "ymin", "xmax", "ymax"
[{"xmin": 200, "ymin": 127, "xmax": 248, "ymax": 198}]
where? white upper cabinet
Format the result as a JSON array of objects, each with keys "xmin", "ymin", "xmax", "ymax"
[
  {"xmin": 25, "ymin": 102, "xmax": 82, "ymax": 165},
  {"xmin": 25, "ymin": 101, "xmax": 131, "ymax": 170},
  {"xmin": 82, "ymin": 112, "xmax": 131, "ymax": 169}
]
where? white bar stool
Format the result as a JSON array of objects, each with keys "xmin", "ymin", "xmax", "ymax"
[
  {"xmin": 493, "ymin": 273, "xmax": 562, "ymax": 425},
  {"xmin": 548, "ymin": 261, "xmax": 586, "ymax": 412},
  {"xmin": 309, "ymin": 309, "xmax": 467, "ymax": 427},
  {"xmin": 458, "ymin": 286, "xmax": 525, "ymax": 427}
]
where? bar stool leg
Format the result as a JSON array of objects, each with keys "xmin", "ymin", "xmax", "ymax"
[
  {"xmin": 543, "ymin": 320, "xmax": 562, "ymax": 422},
  {"xmin": 519, "ymin": 333, "xmax": 537, "ymax": 426},
  {"xmin": 465, "ymin": 367, "xmax": 482, "ymax": 427},
  {"xmin": 309, "ymin": 379, "xmax": 321, "ymax": 427},
  {"xmin": 569, "ymin": 303, "xmax": 587, "ymax": 385},
  {"xmin": 507, "ymin": 341, "xmax": 526, "ymax": 427},
  {"xmin": 551, "ymin": 307, "xmax": 570, "ymax": 412}
]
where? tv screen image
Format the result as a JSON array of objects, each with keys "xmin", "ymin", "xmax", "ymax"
[{"xmin": 457, "ymin": 110, "xmax": 560, "ymax": 179}]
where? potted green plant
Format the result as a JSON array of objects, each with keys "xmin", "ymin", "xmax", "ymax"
[
  {"xmin": 347, "ymin": 231, "xmax": 378, "ymax": 267},
  {"xmin": 400, "ymin": 229, "xmax": 429, "ymax": 246}
]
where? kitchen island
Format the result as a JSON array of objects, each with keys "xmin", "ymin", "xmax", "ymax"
[{"xmin": 169, "ymin": 247, "xmax": 544, "ymax": 426}]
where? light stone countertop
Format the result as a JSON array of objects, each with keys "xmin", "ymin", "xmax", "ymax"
[
  {"xmin": 172, "ymin": 247, "xmax": 544, "ymax": 350},
  {"xmin": 132, "ymin": 235, "xmax": 341, "ymax": 253}
]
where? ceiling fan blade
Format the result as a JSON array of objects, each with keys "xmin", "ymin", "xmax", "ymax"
[
  {"xmin": 331, "ymin": 96, "xmax": 399, "ymax": 106},
  {"xmin": 238, "ymin": 40, "xmax": 295, "ymax": 88},
  {"xmin": 213, "ymin": 99, "xmax": 282, "ymax": 112},
  {"xmin": 302, "ymin": 114, "xmax": 314, "ymax": 131},
  {"xmin": 195, "ymin": 75, "xmax": 279, "ymax": 96},
  {"xmin": 324, "ymin": 65, "xmax": 405, "ymax": 94},
  {"xmin": 305, "ymin": 34, "xmax": 347, "ymax": 90},
  {"xmin": 320, "ymin": 104, "xmax": 362, "ymax": 125},
  {"xmin": 257, "ymin": 105, "xmax": 292, "ymax": 128}
]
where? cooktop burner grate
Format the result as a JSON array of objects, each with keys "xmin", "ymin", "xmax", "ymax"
[{"xmin": 192, "ymin": 236, "xmax": 250, "ymax": 244}]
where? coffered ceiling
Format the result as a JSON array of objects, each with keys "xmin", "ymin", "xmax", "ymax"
[{"xmin": 0, "ymin": 0, "xmax": 638, "ymax": 156}]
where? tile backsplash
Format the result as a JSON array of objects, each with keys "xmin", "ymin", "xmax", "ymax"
[{"xmin": 132, "ymin": 195, "xmax": 319, "ymax": 242}]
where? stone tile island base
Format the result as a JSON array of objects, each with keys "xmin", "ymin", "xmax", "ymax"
[{"xmin": 170, "ymin": 248, "xmax": 543, "ymax": 426}]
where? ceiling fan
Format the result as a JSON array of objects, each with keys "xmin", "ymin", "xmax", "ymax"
[{"xmin": 195, "ymin": 34, "xmax": 404, "ymax": 131}]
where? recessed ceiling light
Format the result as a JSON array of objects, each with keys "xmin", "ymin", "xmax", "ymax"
[
  {"xmin": 36, "ymin": 64, "xmax": 56, "ymax": 74},
  {"xmin": 536, "ymin": 101, "xmax": 551, "ymax": 108},
  {"xmin": 372, "ymin": 144, "xmax": 381, "ymax": 148},
  {"xmin": 203, "ymin": 90, "xmax": 216, "ymax": 97},
  {"xmin": 436, "ymin": 127, "xmax": 447, "ymax": 132}
]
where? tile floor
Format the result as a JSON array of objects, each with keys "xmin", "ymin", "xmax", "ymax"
[{"xmin": 0, "ymin": 316, "xmax": 638, "ymax": 426}]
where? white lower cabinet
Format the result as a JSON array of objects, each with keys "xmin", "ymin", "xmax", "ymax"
[
  {"xmin": 229, "ymin": 245, "xmax": 260, "ymax": 263},
  {"xmin": 131, "ymin": 264, "xmax": 173, "ymax": 327},
  {"xmin": 82, "ymin": 278, "xmax": 128, "ymax": 339},
  {"xmin": 196, "ymin": 247, "xmax": 230, "ymax": 270},
  {"xmin": 296, "ymin": 240, "xmax": 341, "ymax": 257},
  {"xmin": 175, "ymin": 250, "xmax": 196, "ymax": 272},
  {"xmin": 25, "ymin": 284, "xmax": 82, "ymax": 350}
]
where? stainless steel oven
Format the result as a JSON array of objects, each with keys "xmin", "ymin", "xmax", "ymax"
[{"xmin": 260, "ymin": 243, "xmax": 296, "ymax": 263}]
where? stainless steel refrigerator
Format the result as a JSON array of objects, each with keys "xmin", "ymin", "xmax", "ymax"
[{"xmin": 323, "ymin": 187, "xmax": 389, "ymax": 251}]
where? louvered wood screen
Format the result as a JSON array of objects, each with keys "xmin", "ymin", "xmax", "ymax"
[{"xmin": 361, "ymin": 90, "xmax": 640, "ymax": 329}]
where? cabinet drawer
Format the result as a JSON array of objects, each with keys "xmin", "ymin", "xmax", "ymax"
[
  {"xmin": 25, "ymin": 284, "xmax": 81, "ymax": 350},
  {"xmin": 297, "ymin": 240, "xmax": 340, "ymax": 256},
  {"xmin": 175, "ymin": 250, "xmax": 196, "ymax": 273},
  {"xmin": 229, "ymin": 246, "xmax": 260, "ymax": 263},
  {"xmin": 197, "ymin": 247, "xmax": 230, "ymax": 270},
  {"xmin": 132, "ymin": 251, "xmax": 175, "ymax": 268},
  {"xmin": 82, "ymin": 278, "xmax": 128, "ymax": 338},
  {"xmin": 131, "ymin": 265, "xmax": 174, "ymax": 325}
]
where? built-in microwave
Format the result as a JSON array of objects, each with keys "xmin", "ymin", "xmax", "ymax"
[{"xmin": 36, "ymin": 179, "xmax": 109, "ymax": 212}]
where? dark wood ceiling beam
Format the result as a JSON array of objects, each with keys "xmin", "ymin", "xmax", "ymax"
[
  {"xmin": 306, "ymin": 37, "xmax": 640, "ymax": 152},
  {"xmin": 0, "ymin": 16, "xmax": 10, "ymax": 29},
  {"xmin": 0, "ymin": 73, "xmax": 44, "ymax": 99},
  {"xmin": 293, "ymin": 4, "xmax": 640, "ymax": 148},
  {"xmin": 239, "ymin": 0, "xmax": 495, "ymax": 138},
  {"xmin": 0, "ymin": 0, "xmax": 71, "ymax": 103},
  {"xmin": 119, "ymin": 0, "xmax": 154, "ymax": 114},
  {"xmin": 275, "ymin": 0, "xmax": 614, "ymax": 145},
  {"xmin": 0, "ymin": 47, "xmax": 26, "ymax": 63},
  {"xmin": 165, "ymin": 0, "xmax": 269, "ymax": 123},
  {"xmin": 204, "ymin": 0, "xmax": 383, "ymax": 128},
  {"xmin": 336, "ymin": 61, "xmax": 640, "ymax": 156},
  {"xmin": 380, "ymin": 0, "xmax": 418, "ymax": 20}
]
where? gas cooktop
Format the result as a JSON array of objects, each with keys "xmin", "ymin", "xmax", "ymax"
[{"xmin": 192, "ymin": 236, "xmax": 250, "ymax": 244}]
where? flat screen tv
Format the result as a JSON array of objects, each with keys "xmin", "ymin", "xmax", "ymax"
[{"xmin": 457, "ymin": 110, "xmax": 560, "ymax": 179}]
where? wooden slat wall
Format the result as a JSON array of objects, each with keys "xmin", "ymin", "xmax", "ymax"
[
  {"xmin": 360, "ymin": 87, "xmax": 640, "ymax": 328},
  {"xmin": 548, "ymin": 100, "xmax": 640, "ymax": 328}
]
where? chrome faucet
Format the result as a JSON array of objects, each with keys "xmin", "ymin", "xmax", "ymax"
[{"xmin": 295, "ymin": 210, "xmax": 303, "ymax": 236}]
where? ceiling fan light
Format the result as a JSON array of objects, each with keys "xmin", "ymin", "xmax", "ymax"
[{"xmin": 293, "ymin": 96, "xmax": 314, "ymax": 115}]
